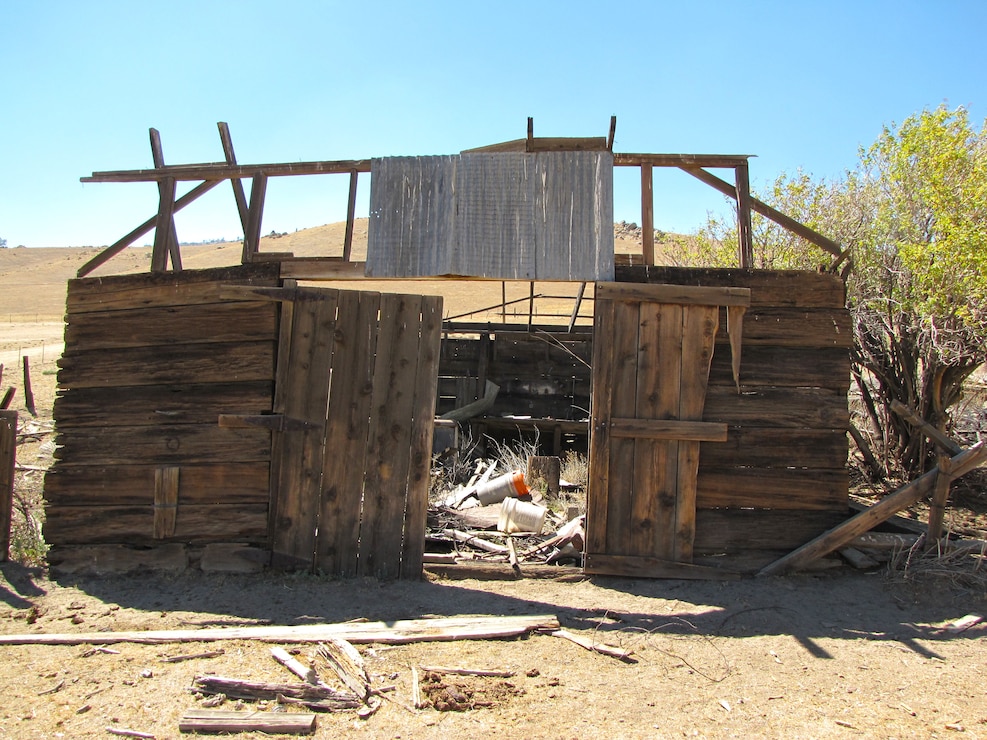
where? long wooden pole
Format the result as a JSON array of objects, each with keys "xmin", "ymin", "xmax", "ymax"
[
  {"xmin": 758, "ymin": 442, "xmax": 987, "ymax": 576},
  {"xmin": 681, "ymin": 166, "xmax": 843, "ymax": 259},
  {"xmin": 0, "ymin": 613, "xmax": 560, "ymax": 646},
  {"xmin": 0, "ymin": 410, "xmax": 16, "ymax": 562}
]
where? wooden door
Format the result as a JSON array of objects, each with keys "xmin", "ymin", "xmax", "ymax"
[
  {"xmin": 259, "ymin": 286, "xmax": 442, "ymax": 578},
  {"xmin": 584, "ymin": 283, "xmax": 749, "ymax": 578}
]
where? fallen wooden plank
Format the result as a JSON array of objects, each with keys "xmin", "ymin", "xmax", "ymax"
[
  {"xmin": 178, "ymin": 709, "xmax": 316, "ymax": 734},
  {"xmin": 0, "ymin": 614, "xmax": 560, "ymax": 646},
  {"xmin": 759, "ymin": 442, "xmax": 987, "ymax": 576},
  {"xmin": 419, "ymin": 665, "xmax": 515, "ymax": 678},
  {"xmin": 192, "ymin": 674, "xmax": 359, "ymax": 709}
]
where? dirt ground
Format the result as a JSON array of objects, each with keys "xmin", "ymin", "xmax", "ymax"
[
  {"xmin": 2, "ymin": 230, "xmax": 987, "ymax": 739},
  {"xmin": 1, "ymin": 564, "xmax": 986, "ymax": 739}
]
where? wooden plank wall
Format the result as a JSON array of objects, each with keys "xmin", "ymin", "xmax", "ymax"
[
  {"xmin": 44, "ymin": 264, "xmax": 281, "ymax": 548},
  {"xmin": 367, "ymin": 152, "xmax": 615, "ymax": 280},
  {"xmin": 437, "ymin": 267, "xmax": 851, "ymax": 568},
  {"xmin": 615, "ymin": 266, "xmax": 851, "ymax": 567}
]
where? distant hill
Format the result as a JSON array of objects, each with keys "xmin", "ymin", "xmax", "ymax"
[{"xmin": 0, "ymin": 219, "xmax": 687, "ymax": 320}]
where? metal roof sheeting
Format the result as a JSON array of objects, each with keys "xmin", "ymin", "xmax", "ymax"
[{"xmin": 367, "ymin": 151, "xmax": 614, "ymax": 280}]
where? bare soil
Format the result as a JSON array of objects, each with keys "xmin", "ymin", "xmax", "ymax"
[{"xmin": 2, "ymin": 227, "xmax": 986, "ymax": 739}]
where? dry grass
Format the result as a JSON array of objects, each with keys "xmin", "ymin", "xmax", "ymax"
[{"xmin": 887, "ymin": 535, "xmax": 987, "ymax": 592}]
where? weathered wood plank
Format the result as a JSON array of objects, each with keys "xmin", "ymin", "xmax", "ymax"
[
  {"xmin": 611, "ymin": 419, "xmax": 728, "ymax": 441},
  {"xmin": 401, "ymin": 294, "xmax": 443, "ymax": 578},
  {"xmin": 585, "ymin": 299, "xmax": 615, "ymax": 558},
  {"xmin": 271, "ymin": 293, "xmax": 337, "ymax": 569},
  {"xmin": 53, "ymin": 381, "xmax": 273, "ymax": 428},
  {"xmin": 64, "ymin": 301, "xmax": 277, "ymax": 350},
  {"xmin": 596, "ymin": 282, "xmax": 751, "ymax": 307},
  {"xmin": 674, "ymin": 304, "xmax": 719, "ymax": 562},
  {"xmin": 696, "ymin": 467, "xmax": 849, "ymax": 510},
  {"xmin": 693, "ymin": 509, "xmax": 849, "ymax": 554},
  {"xmin": 699, "ymin": 427, "xmax": 848, "ymax": 470},
  {"xmin": 44, "ymin": 463, "xmax": 270, "ymax": 506},
  {"xmin": 613, "ymin": 265, "xmax": 846, "ymax": 309},
  {"xmin": 708, "ymin": 345, "xmax": 850, "ymax": 389},
  {"xmin": 0, "ymin": 613, "xmax": 560, "ymax": 646},
  {"xmin": 583, "ymin": 553, "xmax": 740, "ymax": 579},
  {"xmin": 66, "ymin": 263, "xmax": 281, "ymax": 313},
  {"xmin": 702, "ymin": 385, "xmax": 849, "ymax": 429},
  {"xmin": 43, "ymin": 504, "xmax": 268, "ymax": 545},
  {"xmin": 0, "ymin": 411, "xmax": 15, "ymax": 561},
  {"xmin": 153, "ymin": 466, "xmax": 180, "ymax": 539},
  {"xmin": 316, "ymin": 290, "xmax": 380, "ymax": 577},
  {"xmin": 719, "ymin": 306, "xmax": 853, "ymax": 348},
  {"xmin": 359, "ymin": 294, "xmax": 424, "ymax": 578},
  {"xmin": 57, "ymin": 341, "xmax": 277, "ymax": 389},
  {"xmin": 630, "ymin": 299, "xmax": 666, "ymax": 558},
  {"xmin": 604, "ymin": 299, "xmax": 640, "ymax": 556},
  {"xmin": 53, "ymin": 424, "xmax": 271, "ymax": 465}
]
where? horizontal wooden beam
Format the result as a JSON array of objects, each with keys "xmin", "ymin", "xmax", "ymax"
[
  {"xmin": 464, "ymin": 137, "xmax": 610, "ymax": 153},
  {"xmin": 583, "ymin": 553, "xmax": 740, "ymax": 580},
  {"xmin": 615, "ymin": 153, "xmax": 753, "ymax": 168},
  {"xmin": 596, "ymin": 282, "xmax": 751, "ymax": 307},
  {"xmin": 83, "ymin": 159, "xmax": 373, "ymax": 183},
  {"xmin": 681, "ymin": 166, "xmax": 844, "ymax": 258},
  {"xmin": 610, "ymin": 418, "xmax": 728, "ymax": 442}
]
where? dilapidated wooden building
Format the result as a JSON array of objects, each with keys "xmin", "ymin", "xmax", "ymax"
[{"xmin": 43, "ymin": 121, "xmax": 852, "ymax": 579}]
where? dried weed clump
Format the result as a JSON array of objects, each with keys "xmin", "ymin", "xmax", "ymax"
[{"xmin": 886, "ymin": 536, "xmax": 987, "ymax": 593}]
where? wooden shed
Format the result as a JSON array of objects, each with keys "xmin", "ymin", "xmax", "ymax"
[{"xmin": 43, "ymin": 122, "xmax": 853, "ymax": 578}]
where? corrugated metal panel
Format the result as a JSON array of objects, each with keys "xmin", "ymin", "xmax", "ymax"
[{"xmin": 367, "ymin": 151, "xmax": 614, "ymax": 280}]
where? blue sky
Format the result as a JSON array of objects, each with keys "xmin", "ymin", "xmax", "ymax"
[{"xmin": 1, "ymin": 0, "xmax": 985, "ymax": 248}]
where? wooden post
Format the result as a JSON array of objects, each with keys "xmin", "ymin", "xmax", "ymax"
[
  {"xmin": 217, "ymin": 121, "xmax": 250, "ymax": 232},
  {"xmin": 148, "ymin": 128, "xmax": 182, "ymax": 271},
  {"xmin": 342, "ymin": 170, "xmax": 359, "ymax": 262},
  {"xmin": 21, "ymin": 356, "xmax": 35, "ymax": 417},
  {"xmin": 527, "ymin": 281, "xmax": 535, "ymax": 331},
  {"xmin": 926, "ymin": 453, "xmax": 953, "ymax": 545},
  {"xmin": 242, "ymin": 172, "xmax": 268, "ymax": 262},
  {"xmin": 641, "ymin": 164, "xmax": 655, "ymax": 265},
  {"xmin": 151, "ymin": 176, "xmax": 177, "ymax": 272},
  {"xmin": 568, "ymin": 282, "xmax": 587, "ymax": 333},
  {"xmin": 606, "ymin": 115, "xmax": 617, "ymax": 151},
  {"xmin": 153, "ymin": 467, "xmax": 180, "ymax": 539},
  {"xmin": 526, "ymin": 117, "xmax": 534, "ymax": 150},
  {"xmin": 0, "ymin": 410, "xmax": 15, "ymax": 561},
  {"xmin": 735, "ymin": 163, "xmax": 754, "ymax": 269}
]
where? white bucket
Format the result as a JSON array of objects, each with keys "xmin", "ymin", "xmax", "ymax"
[
  {"xmin": 474, "ymin": 471, "xmax": 529, "ymax": 506},
  {"xmin": 498, "ymin": 497, "xmax": 547, "ymax": 534}
]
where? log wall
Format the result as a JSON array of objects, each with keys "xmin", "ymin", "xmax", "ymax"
[{"xmin": 44, "ymin": 264, "xmax": 282, "ymax": 548}]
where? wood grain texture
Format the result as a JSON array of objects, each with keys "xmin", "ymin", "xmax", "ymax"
[
  {"xmin": 57, "ymin": 341, "xmax": 277, "ymax": 389},
  {"xmin": 44, "ymin": 463, "xmax": 271, "ymax": 506},
  {"xmin": 316, "ymin": 290, "xmax": 381, "ymax": 576},
  {"xmin": 270, "ymin": 293, "xmax": 337, "ymax": 568}
]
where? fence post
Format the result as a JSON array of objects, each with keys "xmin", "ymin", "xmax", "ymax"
[{"xmin": 0, "ymin": 410, "xmax": 16, "ymax": 562}]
